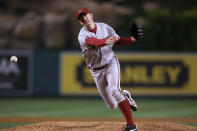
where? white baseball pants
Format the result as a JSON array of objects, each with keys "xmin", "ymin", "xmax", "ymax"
[{"xmin": 90, "ymin": 56, "xmax": 125, "ymax": 109}]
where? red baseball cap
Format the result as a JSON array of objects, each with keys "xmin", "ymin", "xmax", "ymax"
[{"xmin": 76, "ymin": 8, "xmax": 91, "ymax": 19}]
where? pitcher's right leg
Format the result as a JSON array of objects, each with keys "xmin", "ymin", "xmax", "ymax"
[{"xmin": 90, "ymin": 70, "xmax": 118, "ymax": 110}]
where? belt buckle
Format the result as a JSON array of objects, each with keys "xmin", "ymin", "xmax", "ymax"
[{"xmin": 88, "ymin": 67, "xmax": 94, "ymax": 70}]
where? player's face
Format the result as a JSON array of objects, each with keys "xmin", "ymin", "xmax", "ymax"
[{"xmin": 78, "ymin": 13, "xmax": 94, "ymax": 29}]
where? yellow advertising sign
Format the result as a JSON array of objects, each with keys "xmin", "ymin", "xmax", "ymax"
[
  {"xmin": 60, "ymin": 53, "xmax": 97, "ymax": 95},
  {"xmin": 60, "ymin": 53, "xmax": 197, "ymax": 96}
]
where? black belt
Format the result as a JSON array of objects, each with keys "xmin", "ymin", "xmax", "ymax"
[{"xmin": 89, "ymin": 64, "xmax": 108, "ymax": 71}]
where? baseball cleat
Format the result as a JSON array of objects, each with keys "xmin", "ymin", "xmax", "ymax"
[
  {"xmin": 123, "ymin": 90, "xmax": 138, "ymax": 111},
  {"xmin": 122, "ymin": 124, "xmax": 138, "ymax": 131}
]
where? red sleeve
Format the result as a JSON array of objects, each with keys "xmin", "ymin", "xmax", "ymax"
[
  {"xmin": 115, "ymin": 37, "xmax": 134, "ymax": 46},
  {"xmin": 86, "ymin": 37, "xmax": 106, "ymax": 46}
]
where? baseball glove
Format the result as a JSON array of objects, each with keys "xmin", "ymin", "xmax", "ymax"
[{"xmin": 129, "ymin": 22, "xmax": 143, "ymax": 40}]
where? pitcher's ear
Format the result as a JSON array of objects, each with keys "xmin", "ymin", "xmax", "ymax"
[{"xmin": 90, "ymin": 13, "xmax": 93, "ymax": 19}]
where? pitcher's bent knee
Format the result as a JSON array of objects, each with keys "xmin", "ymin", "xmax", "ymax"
[
  {"xmin": 107, "ymin": 103, "xmax": 117, "ymax": 110},
  {"xmin": 112, "ymin": 89, "xmax": 125, "ymax": 103}
]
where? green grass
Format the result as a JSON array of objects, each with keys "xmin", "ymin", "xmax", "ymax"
[
  {"xmin": 136, "ymin": 99, "xmax": 197, "ymax": 118},
  {"xmin": 0, "ymin": 122, "xmax": 37, "ymax": 129},
  {"xmin": 0, "ymin": 98, "xmax": 114, "ymax": 117},
  {"xmin": 0, "ymin": 98, "xmax": 197, "ymax": 129},
  {"xmin": 0, "ymin": 98, "xmax": 197, "ymax": 118}
]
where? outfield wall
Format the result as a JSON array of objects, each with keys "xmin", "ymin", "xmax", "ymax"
[
  {"xmin": 60, "ymin": 52, "xmax": 197, "ymax": 97},
  {"xmin": 0, "ymin": 51, "xmax": 197, "ymax": 97},
  {"xmin": 0, "ymin": 51, "xmax": 33, "ymax": 96}
]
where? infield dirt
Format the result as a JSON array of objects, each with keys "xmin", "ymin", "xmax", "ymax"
[{"xmin": 1, "ymin": 118, "xmax": 197, "ymax": 131}]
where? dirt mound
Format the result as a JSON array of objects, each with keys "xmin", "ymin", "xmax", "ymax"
[{"xmin": 2, "ymin": 121, "xmax": 197, "ymax": 131}]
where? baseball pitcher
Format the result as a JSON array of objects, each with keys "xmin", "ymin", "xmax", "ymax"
[{"xmin": 76, "ymin": 8, "xmax": 143, "ymax": 131}]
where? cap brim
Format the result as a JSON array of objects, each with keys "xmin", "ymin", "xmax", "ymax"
[{"xmin": 77, "ymin": 13, "xmax": 88, "ymax": 19}]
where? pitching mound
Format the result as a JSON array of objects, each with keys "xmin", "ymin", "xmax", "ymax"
[{"xmin": 2, "ymin": 121, "xmax": 197, "ymax": 131}]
